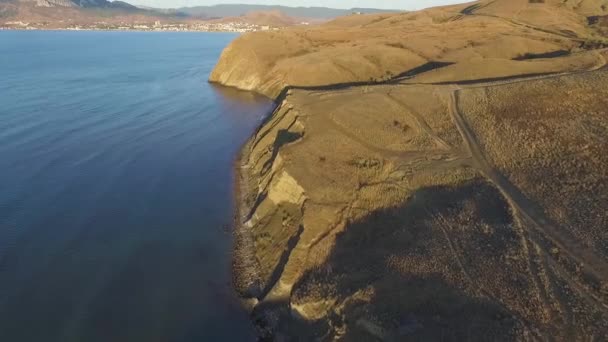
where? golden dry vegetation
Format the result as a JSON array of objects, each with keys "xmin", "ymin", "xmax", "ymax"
[
  {"xmin": 210, "ymin": 0, "xmax": 608, "ymax": 98},
  {"xmin": 458, "ymin": 71, "xmax": 608, "ymax": 277},
  {"xmin": 215, "ymin": 0, "xmax": 608, "ymax": 340}
]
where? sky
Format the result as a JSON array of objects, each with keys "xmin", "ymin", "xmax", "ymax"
[{"xmin": 125, "ymin": 0, "xmax": 466, "ymax": 10}]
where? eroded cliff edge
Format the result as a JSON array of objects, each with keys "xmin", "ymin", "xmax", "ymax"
[{"xmin": 214, "ymin": 1, "xmax": 608, "ymax": 340}]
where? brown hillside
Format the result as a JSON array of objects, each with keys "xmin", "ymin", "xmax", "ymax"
[
  {"xmin": 210, "ymin": 0, "xmax": 608, "ymax": 99},
  {"xmin": 234, "ymin": 68, "xmax": 608, "ymax": 340},
  {"xmin": 211, "ymin": 10, "xmax": 299, "ymax": 27},
  {"xmin": 213, "ymin": 0, "xmax": 608, "ymax": 340},
  {"xmin": 242, "ymin": 10, "xmax": 297, "ymax": 27}
]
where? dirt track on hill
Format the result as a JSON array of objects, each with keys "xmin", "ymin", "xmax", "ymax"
[{"xmin": 447, "ymin": 78, "xmax": 608, "ymax": 313}]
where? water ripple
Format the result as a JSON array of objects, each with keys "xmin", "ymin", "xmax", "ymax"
[{"xmin": 0, "ymin": 31, "xmax": 270, "ymax": 341}]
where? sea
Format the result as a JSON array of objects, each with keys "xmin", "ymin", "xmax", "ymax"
[{"xmin": 0, "ymin": 30, "xmax": 273, "ymax": 341}]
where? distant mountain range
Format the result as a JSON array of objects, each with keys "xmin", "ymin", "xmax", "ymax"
[
  {"xmin": 0, "ymin": 0, "xmax": 402, "ymax": 27},
  {"xmin": 5, "ymin": 0, "xmax": 137, "ymax": 9},
  {"xmin": 168, "ymin": 4, "xmax": 400, "ymax": 19},
  {"xmin": 0, "ymin": 0, "xmax": 150, "ymax": 23}
]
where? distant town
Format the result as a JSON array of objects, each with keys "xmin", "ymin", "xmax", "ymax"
[{"xmin": 0, "ymin": 20, "xmax": 301, "ymax": 32}]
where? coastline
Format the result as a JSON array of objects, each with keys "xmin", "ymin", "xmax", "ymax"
[
  {"xmin": 231, "ymin": 140, "xmax": 261, "ymax": 300},
  {"xmin": 226, "ymin": 87, "xmax": 312, "ymax": 339},
  {"xmin": 230, "ymin": 97, "xmax": 281, "ymax": 311}
]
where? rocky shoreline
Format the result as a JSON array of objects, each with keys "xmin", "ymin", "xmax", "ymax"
[
  {"xmin": 230, "ymin": 99, "xmax": 303, "ymax": 339},
  {"xmin": 231, "ymin": 103, "xmax": 277, "ymax": 302}
]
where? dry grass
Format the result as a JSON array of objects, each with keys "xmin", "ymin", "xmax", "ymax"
[
  {"xmin": 226, "ymin": 1, "xmax": 608, "ymax": 340},
  {"xmin": 459, "ymin": 70, "xmax": 608, "ymax": 260},
  {"xmin": 210, "ymin": 0, "xmax": 608, "ymax": 98},
  {"xmin": 235, "ymin": 73, "xmax": 608, "ymax": 339},
  {"xmin": 290, "ymin": 178, "xmax": 551, "ymax": 340},
  {"xmin": 410, "ymin": 51, "xmax": 603, "ymax": 83},
  {"xmin": 237, "ymin": 84, "xmax": 471, "ymax": 302}
]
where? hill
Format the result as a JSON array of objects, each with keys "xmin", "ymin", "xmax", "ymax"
[
  {"xmin": 0, "ymin": 0, "xmax": 160, "ymax": 25},
  {"xmin": 15, "ymin": 0, "xmax": 137, "ymax": 9},
  {"xmin": 210, "ymin": 0, "xmax": 608, "ymax": 98},
  {"xmin": 211, "ymin": 10, "xmax": 297, "ymax": 27},
  {"xmin": 0, "ymin": 1, "xmax": 180, "ymax": 29},
  {"xmin": 211, "ymin": 0, "xmax": 608, "ymax": 339}
]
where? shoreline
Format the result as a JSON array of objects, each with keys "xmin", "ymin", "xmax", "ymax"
[
  {"xmin": 230, "ymin": 98, "xmax": 281, "ymax": 312},
  {"xmin": 231, "ymin": 141, "xmax": 261, "ymax": 300},
  {"xmin": 228, "ymin": 93, "xmax": 304, "ymax": 339}
]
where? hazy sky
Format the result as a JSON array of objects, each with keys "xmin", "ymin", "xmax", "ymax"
[{"xmin": 126, "ymin": 0, "xmax": 466, "ymax": 10}]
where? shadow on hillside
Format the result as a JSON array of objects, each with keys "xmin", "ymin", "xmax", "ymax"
[
  {"xmin": 272, "ymin": 61, "xmax": 455, "ymax": 103},
  {"xmin": 278, "ymin": 179, "xmax": 519, "ymax": 341},
  {"xmin": 513, "ymin": 50, "xmax": 570, "ymax": 60}
]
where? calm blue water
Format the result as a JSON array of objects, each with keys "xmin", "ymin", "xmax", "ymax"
[{"xmin": 0, "ymin": 31, "xmax": 272, "ymax": 341}]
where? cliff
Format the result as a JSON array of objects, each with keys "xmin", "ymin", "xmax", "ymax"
[{"xmin": 214, "ymin": 0, "xmax": 608, "ymax": 339}]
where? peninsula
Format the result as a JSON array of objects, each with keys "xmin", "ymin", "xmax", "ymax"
[{"xmin": 210, "ymin": 0, "xmax": 608, "ymax": 339}]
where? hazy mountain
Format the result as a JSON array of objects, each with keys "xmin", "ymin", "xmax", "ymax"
[
  {"xmin": 175, "ymin": 4, "xmax": 401, "ymax": 19},
  {"xmin": 1, "ymin": 1, "xmax": 400, "ymax": 26},
  {"xmin": 2, "ymin": 1, "xmax": 399, "ymax": 22},
  {"xmin": 0, "ymin": 0, "xmax": 163, "ymax": 24},
  {"xmin": 212, "ymin": 9, "xmax": 297, "ymax": 26},
  {"xmin": 12, "ymin": 0, "xmax": 137, "ymax": 9}
]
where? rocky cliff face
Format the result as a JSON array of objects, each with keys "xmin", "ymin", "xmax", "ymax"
[{"xmin": 218, "ymin": 1, "xmax": 608, "ymax": 340}]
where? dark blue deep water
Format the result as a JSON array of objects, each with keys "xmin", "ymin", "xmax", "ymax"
[{"xmin": 0, "ymin": 31, "xmax": 272, "ymax": 341}]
